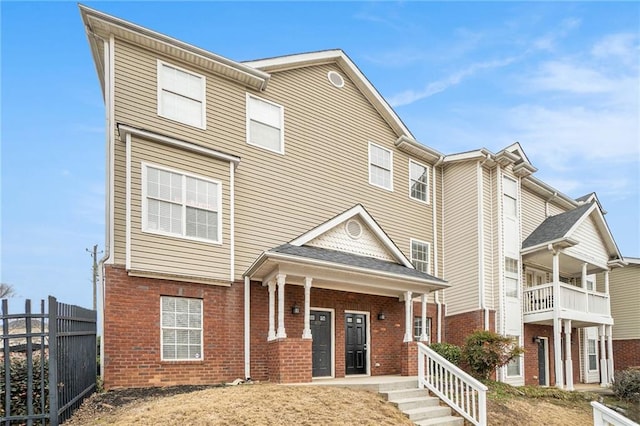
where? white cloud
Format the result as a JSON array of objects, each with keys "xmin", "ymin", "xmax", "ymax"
[
  {"xmin": 526, "ymin": 61, "xmax": 618, "ymax": 94},
  {"xmin": 388, "ymin": 56, "xmax": 518, "ymax": 107},
  {"xmin": 591, "ymin": 32, "xmax": 639, "ymax": 62},
  {"xmin": 532, "ymin": 17, "xmax": 581, "ymax": 52}
]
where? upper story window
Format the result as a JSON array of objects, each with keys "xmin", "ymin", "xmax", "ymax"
[
  {"xmin": 505, "ymin": 257, "xmax": 519, "ymax": 297},
  {"xmin": 143, "ymin": 164, "xmax": 221, "ymax": 243},
  {"xmin": 409, "ymin": 160, "xmax": 430, "ymax": 203},
  {"xmin": 369, "ymin": 142, "xmax": 393, "ymax": 190},
  {"xmin": 503, "ymin": 176, "xmax": 518, "ymax": 218},
  {"xmin": 247, "ymin": 94, "xmax": 284, "ymax": 154},
  {"xmin": 157, "ymin": 61, "xmax": 206, "ymax": 129},
  {"xmin": 161, "ymin": 296, "xmax": 202, "ymax": 361},
  {"xmin": 411, "ymin": 239, "xmax": 431, "ymax": 274}
]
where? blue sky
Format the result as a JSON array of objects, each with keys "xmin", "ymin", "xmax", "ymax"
[{"xmin": 1, "ymin": 2, "xmax": 638, "ymax": 310}]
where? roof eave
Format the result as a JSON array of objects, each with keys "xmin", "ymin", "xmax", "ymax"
[{"xmin": 521, "ymin": 237, "xmax": 579, "ymax": 255}]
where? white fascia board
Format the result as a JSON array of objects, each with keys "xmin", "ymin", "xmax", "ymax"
[
  {"xmin": 521, "ymin": 237, "xmax": 579, "ymax": 255},
  {"xmin": 264, "ymin": 251, "xmax": 449, "ymax": 288},
  {"xmin": 289, "ymin": 204, "xmax": 414, "ymax": 268},
  {"xmin": 503, "ymin": 142, "xmax": 532, "ymax": 165},
  {"xmin": 245, "ymin": 49, "xmax": 414, "ymax": 139},
  {"xmin": 623, "ymin": 257, "xmax": 640, "ymax": 265},
  {"xmin": 79, "ymin": 5, "xmax": 270, "ymax": 91},
  {"xmin": 442, "ymin": 149, "xmax": 491, "ymax": 164},
  {"xmin": 395, "ymin": 136, "xmax": 443, "ymax": 165},
  {"xmin": 117, "ymin": 124, "xmax": 241, "ymax": 167}
]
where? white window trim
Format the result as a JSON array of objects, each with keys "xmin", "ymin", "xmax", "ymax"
[
  {"xmin": 246, "ymin": 93, "xmax": 285, "ymax": 155},
  {"xmin": 368, "ymin": 142, "xmax": 393, "ymax": 191},
  {"xmin": 408, "ymin": 159, "xmax": 430, "ymax": 204},
  {"xmin": 410, "ymin": 238, "xmax": 431, "ymax": 275},
  {"xmin": 413, "ymin": 317, "xmax": 431, "ymax": 342},
  {"xmin": 157, "ymin": 60, "xmax": 206, "ymax": 130},
  {"xmin": 141, "ymin": 162, "xmax": 223, "ymax": 245},
  {"xmin": 160, "ymin": 296, "xmax": 204, "ymax": 362}
]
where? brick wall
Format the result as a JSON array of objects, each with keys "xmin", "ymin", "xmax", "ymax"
[
  {"xmin": 613, "ymin": 339, "xmax": 640, "ymax": 371},
  {"xmin": 444, "ymin": 309, "xmax": 496, "ymax": 347},
  {"xmin": 401, "ymin": 341, "xmax": 418, "ymax": 376},
  {"xmin": 104, "ymin": 268, "xmax": 438, "ymax": 388},
  {"xmin": 523, "ymin": 324, "xmax": 580, "ymax": 386},
  {"xmin": 103, "ymin": 265, "xmax": 245, "ymax": 389}
]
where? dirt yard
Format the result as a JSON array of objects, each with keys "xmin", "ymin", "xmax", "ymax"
[{"xmin": 65, "ymin": 382, "xmax": 602, "ymax": 425}]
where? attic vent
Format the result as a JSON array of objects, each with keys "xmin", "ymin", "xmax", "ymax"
[
  {"xmin": 327, "ymin": 71, "xmax": 345, "ymax": 88},
  {"xmin": 345, "ymin": 219, "xmax": 363, "ymax": 239}
]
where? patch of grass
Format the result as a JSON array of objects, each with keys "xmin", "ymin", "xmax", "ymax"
[{"xmin": 485, "ymin": 380, "xmax": 598, "ymax": 403}]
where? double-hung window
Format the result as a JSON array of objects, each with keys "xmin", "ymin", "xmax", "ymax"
[
  {"xmin": 409, "ymin": 160, "xmax": 429, "ymax": 203},
  {"xmin": 247, "ymin": 94, "xmax": 284, "ymax": 154},
  {"xmin": 414, "ymin": 317, "xmax": 431, "ymax": 342},
  {"xmin": 505, "ymin": 257, "xmax": 519, "ymax": 298},
  {"xmin": 411, "ymin": 239, "xmax": 431, "ymax": 274},
  {"xmin": 161, "ymin": 296, "xmax": 202, "ymax": 361},
  {"xmin": 157, "ymin": 61, "xmax": 206, "ymax": 129},
  {"xmin": 369, "ymin": 142, "xmax": 393, "ymax": 190},
  {"xmin": 143, "ymin": 164, "xmax": 221, "ymax": 243}
]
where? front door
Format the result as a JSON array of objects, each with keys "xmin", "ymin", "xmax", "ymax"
[
  {"xmin": 537, "ymin": 338, "xmax": 548, "ymax": 386},
  {"xmin": 310, "ymin": 310, "xmax": 332, "ymax": 377},
  {"xmin": 345, "ymin": 313, "xmax": 367, "ymax": 375}
]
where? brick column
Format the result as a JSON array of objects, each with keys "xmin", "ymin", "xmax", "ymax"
[
  {"xmin": 267, "ymin": 338, "xmax": 312, "ymax": 383},
  {"xmin": 401, "ymin": 341, "xmax": 418, "ymax": 376}
]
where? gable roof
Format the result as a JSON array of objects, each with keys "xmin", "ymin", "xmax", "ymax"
[
  {"xmin": 522, "ymin": 202, "xmax": 623, "ymax": 262},
  {"xmin": 243, "ymin": 50, "xmax": 414, "ymax": 139},
  {"xmin": 289, "ymin": 204, "xmax": 414, "ymax": 268},
  {"xmin": 270, "ymin": 244, "xmax": 446, "ymax": 284}
]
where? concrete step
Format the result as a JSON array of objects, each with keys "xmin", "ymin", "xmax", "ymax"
[
  {"xmin": 392, "ymin": 395, "xmax": 440, "ymax": 411},
  {"xmin": 382, "ymin": 388, "xmax": 430, "ymax": 401},
  {"xmin": 404, "ymin": 405, "xmax": 453, "ymax": 422},
  {"xmin": 377, "ymin": 379, "xmax": 419, "ymax": 392},
  {"xmin": 414, "ymin": 415, "xmax": 465, "ymax": 426}
]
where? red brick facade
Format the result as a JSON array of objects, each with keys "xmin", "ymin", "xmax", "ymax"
[
  {"xmin": 401, "ymin": 341, "xmax": 418, "ymax": 376},
  {"xmin": 523, "ymin": 324, "xmax": 580, "ymax": 386},
  {"xmin": 444, "ymin": 309, "xmax": 496, "ymax": 347},
  {"xmin": 613, "ymin": 339, "xmax": 640, "ymax": 371},
  {"xmin": 103, "ymin": 265, "xmax": 440, "ymax": 388}
]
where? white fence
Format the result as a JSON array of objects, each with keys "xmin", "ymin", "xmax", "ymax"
[
  {"xmin": 523, "ymin": 282, "xmax": 610, "ymax": 316},
  {"xmin": 417, "ymin": 342, "xmax": 487, "ymax": 425},
  {"xmin": 592, "ymin": 401, "xmax": 639, "ymax": 426}
]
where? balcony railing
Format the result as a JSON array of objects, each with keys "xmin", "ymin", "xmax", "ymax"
[{"xmin": 523, "ymin": 282, "xmax": 610, "ymax": 316}]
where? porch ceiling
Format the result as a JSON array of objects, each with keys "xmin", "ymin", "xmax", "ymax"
[
  {"xmin": 245, "ymin": 244, "xmax": 448, "ymax": 299},
  {"xmin": 522, "ymin": 249, "xmax": 607, "ymax": 275}
]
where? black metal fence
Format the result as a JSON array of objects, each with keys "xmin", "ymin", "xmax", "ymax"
[{"xmin": 1, "ymin": 297, "xmax": 97, "ymax": 425}]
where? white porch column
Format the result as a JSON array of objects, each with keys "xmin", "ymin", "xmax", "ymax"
[
  {"xmin": 420, "ymin": 294, "xmax": 428, "ymax": 342},
  {"xmin": 607, "ymin": 325, "xmax": 614, "ymax": 386},
  {"xmin": 552, "ymin": 252, "xmax": 564, "ymax": 389},
  {"xmin": 604, "ymin": 271, "xmax": 610, "ymax": 295},
  {"xmin": 267, "ymin": 280, "xmax": 276, "ymax": 341},
  {"xmin": 564, "ymin": 319, "xmax": 574, "ymax": 391},
  {"xmin": 276, "ymin": 274, "xmax": 287, "ymax": 339},
  {"xmin": 554, "ymin": 317, "xmax": 564, "ymax": 389},
  {"xmin": 404, "ymin": 291, "xmax": 413, "ymax": 343},
  {"xmin": 302, "ymin": 277, "xmax": 312, "ymax": 339},
  {"xmin": 581, "ymin": 263, "xmax": 588, "ymax": 289},
  {"xmin": 599, "ymin": 325, "xmax": 607, "ymax": 387}
]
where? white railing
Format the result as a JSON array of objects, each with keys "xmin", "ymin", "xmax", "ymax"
[
  {"xmin": 592, "ymin": 401, "xmax": 640, "ymax": 426},
  {"xmin": 417, "ymin": 342, "xmax": 487, "ymax": 426},
  {"xmin": 523, "ymin": 283, "xmax": 610, "ymax": 316}
]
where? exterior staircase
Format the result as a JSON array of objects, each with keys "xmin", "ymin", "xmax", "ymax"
[{"xmin": 379, "ymin": 379, "xmax": 463, "ymax": 426}]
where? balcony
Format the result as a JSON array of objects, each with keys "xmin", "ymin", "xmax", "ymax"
[{"xmin": 523, "ymin": 282, "xmax": 612, "ymax": 326}]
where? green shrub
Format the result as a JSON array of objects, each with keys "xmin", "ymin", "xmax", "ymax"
[
  {"xmin": 429, "ymin": 342, "xmax": 462, "ymax": 365},
  {"xmin": 461, "ymin": 330, "xmax": 525, "ymax": 380},
  {"xmin": 0, "ymin": 355, "xmax": 49, "ymax": 417},
  {"xmin": 613, "ymin": 368, "xmax": 640, "ymax": 402}
]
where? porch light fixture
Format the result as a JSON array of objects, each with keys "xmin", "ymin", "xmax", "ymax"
[
  {"xmin": 533, "ymin": 336, "xmax": 541, "ymax": 343},
  {"xmin": 377, "ymin": 312, "xmax": 386, "ymax": 321},
  {"xmin": 291, "ymin": 304, "xmax": 300, "ymax": 315}
]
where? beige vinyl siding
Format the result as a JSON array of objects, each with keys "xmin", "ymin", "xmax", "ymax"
[
  {"xmin": 112, "ymin": 39, "xmax": 437, "ymax": 281},
  {"xmin": 521, "ymin": 186, "xmax": 547, "ymax": 241},
  {"xmin": 128, "ymin": 136, "xmax": 231, "ymax": 280},
  {"xmin": 605, "ymin": 264, "xmax": 640, "ymax": 339},
  {"xmin": 112, "ymin": 131, "xmax": 127, "ymax": 265},
  {"xmin": 565, "ymin": 216, "xmax": 609, "ymax": 268},
  {"xmin": 442, "ymin": 161, "xmax": 479, "ymax": 315},
  {"xmin": 547, "ymin": 202, "xmax": 565, "ymax": 217}
]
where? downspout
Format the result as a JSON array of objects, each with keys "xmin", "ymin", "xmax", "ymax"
[
  {"xmin": 95, "ymin": 34, "xmax": 115, "ymax": 381},
  {"xmin": 433, "ymin": 156, "xmax": 444, "ymax": 342},
  {"xmin": 478, "ymin": 155, "xmax": 491, "ymax": 330},
  {"xmin": 244, "ymin": 276, "xmax": 251, "ymax": 380}
]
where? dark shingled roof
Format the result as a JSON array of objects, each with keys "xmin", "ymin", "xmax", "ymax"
[
  {"xmin": 522, "ymin": 202, "xmax": 594, "ymax": 249},
  {"xmin": 270, "ymin": 244, "xmax": 446, "ymax": 283},
  {"xmin": 575, "ymin": 193, "xmax": 595, "ymax": 203}
]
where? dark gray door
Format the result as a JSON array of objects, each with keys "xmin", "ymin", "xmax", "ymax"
[
  {"xmin": 345, "ymin": 313, "xmax": 367, "ymax": 375},
  {"xmin": 538, "ymin": 339, "xmax": 547, "ymax": 385},
  {"xmin": 311, "ymin": 310, "xmax": 332, "ymax": 377}
]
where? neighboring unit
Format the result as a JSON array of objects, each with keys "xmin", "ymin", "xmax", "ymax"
[
  {"xmin": 80, "ymin": 5, "xmax": 628, "ymax": 391},
  {"xmin": 605, "ymin": 257, "xmax": 640, "ymax": 371}
]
